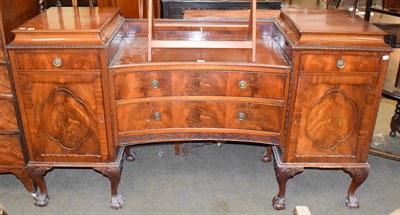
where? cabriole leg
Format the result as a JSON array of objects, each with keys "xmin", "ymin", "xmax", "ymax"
[
  {"xmin": 94, "ymin": 166, "xmax": 124, "ymax": 209},
  {"xmin": 27, "ymin": 166, "xmax": 52, "ymax": 207},
  {"xmin": 343, "ymin": 167, "xmax": 369, "ymax": 208},
  {"xmin": 13, "ymin": 169, "xmax": 38, "ymax": 200},
  {"xmin": 272, "ymin": 163, "xmax": 303, "ymax": 210}
]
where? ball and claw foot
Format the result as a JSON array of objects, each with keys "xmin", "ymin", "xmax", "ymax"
[
  {"xmin": 31, "ymin": 192, "xmax": 39, "ymax": 201},
  {"xmin": 389, "ymin": 130, "xmax": 397, "ymax": 137},
  {"xmin": 272, "ymin": 195, "xmax": 286, "ymax": 210},
  {"xmin": 346, "ymin": 196, "xmax": 360, "ymax": 208},
  {"xmin": 110, "ymin": 194, "xmax": 124, "ymax": 209},
  {"xmin": 261, "ymin": 151, "xmax": 272, "ymax": 163},
  {"xmin": 124, "ymin": 148, "xmax": 136, "ymax": 162},
  {"xmin": 34, "ymin": 194, "xmax": 49, "ymax": 207}
]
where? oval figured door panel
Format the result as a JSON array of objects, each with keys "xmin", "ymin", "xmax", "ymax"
[
  {"xmin": 305, "ymin": 89, "xmax": 356, "ymax": 150},
  {"xmin": 41, "ymin": 88, "xmax": 92, "ymax": 150}
]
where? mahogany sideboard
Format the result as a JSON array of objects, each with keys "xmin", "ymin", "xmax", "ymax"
[{"xmin": 5, "ymin": 7, "xmax": 391, "ymax": 210}]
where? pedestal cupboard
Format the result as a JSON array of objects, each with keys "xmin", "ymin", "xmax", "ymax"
[{"xmin": 6, "ymin": 7, "xmax": 391, "ymax": 210}]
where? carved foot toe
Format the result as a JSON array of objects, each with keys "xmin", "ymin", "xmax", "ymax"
[
  {"xmin": 261, "ymin": 152, "xmax": 272, "ymax": 163},
  {"xmin": 346, "ymin": 196, "xmax": 360, "ymax": 208},
  {"xmin": 272, "ymin": 195, "xmax": 286, "ymax": 210},
  {"xmin": 31, "ymin": 192, "xmax": 39, "ymax": 201},
  {"xmin": 110, "ymin": 194, "xmax": 124, "ymax": 209},
  {"xmin": 125, "ymin": 149, "xmax": 136, "ymax": 162},
  {"xmin": 34, "ymin": 194, "xmax": 49, "ymax": 207}
]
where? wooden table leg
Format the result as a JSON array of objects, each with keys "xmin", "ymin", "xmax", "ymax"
[
  {"xmin": 343, "ymin": 168, "xmax": 369, "ymax": 208},
  {"xmin": 28, "ymin": 166, "xmax": 52, "ymax": 207}
]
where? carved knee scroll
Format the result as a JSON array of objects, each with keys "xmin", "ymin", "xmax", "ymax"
[
  {"xmin": 343, "ymin": 167, "xmax": 369, "ymax": 208},
  {"xmin": 27, "ymin": 166, "xmax": 52, "ymax": 207},
  {"xmin": 272, "ymin": 163, "xmax": 303, "ymax": 210},
  {"xmin": 94, "ymin": 166, "xmax": 124, "ymax": 209}
]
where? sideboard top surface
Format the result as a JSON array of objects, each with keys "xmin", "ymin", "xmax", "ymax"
[
  {"xmin": 280, "ymin": 9, "xmax": 390, "ymax": 50},
  {"xmin": 8, "ymin": 7, "xmax": 391, "ymax": 52},
  {"xmin": 14, "ymin": 7, "xmax": 119, "ymax": 32}
]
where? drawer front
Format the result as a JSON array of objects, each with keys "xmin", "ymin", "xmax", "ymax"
[
  {"xmin": 300, "ymin": 54, "xmax": 380, "ymax": 73},
  {"xmin": 117, "ymin": 101, "xmax": 282, "ymax": 133},
  {"xmin": 14, "ymin": 51, "xmax": 101, "ymax": 71},
  {"xmin": 0, "ymin": 98, "xmax": 19, "ymax": 131},
  {"xmin": 0, "ymin": 135, "xmax": 25, "ymax": 167},
  {"xmin": 114, "ymin": 71, "xmax": 286, "ymax": 99},
  {"xmin": 0, "ymin": 64, "xmax": 11, "ymax": 94}
]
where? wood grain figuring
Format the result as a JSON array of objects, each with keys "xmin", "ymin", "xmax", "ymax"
[
  {"xmin": 0, "ymin": 99, "xmax": 19, "ymax": 131},
  {"xmin": 0, "ymin": 135, "xmax": 25, "ymax": 167},
  {"xmin": 15, "ymin": 51, "xmax": 100, "ymax": 71},
  {"xmin": 0, "ymin": 65, "xmax": 11, "ymax": 94},
  {"xmin": 6, "ymin": 8, "xmax": 393, "ymax": 209},
  {"xmin": 289, "ymin": 74, "xmax": 377, "ymax": 162},
  {"xmin": 0, "ymin": 0, "xmax": 39, "ymax": 200},
  {"xmin": 116, "ymin": 101, "xmax": 282, "ymax": 132},
  {"xmin": 300, "ymin": 54, "xmax": 380, "ymax": 73},
  {"xmin": 18, "ymin": 74, "xmax": 107, "ymax": 162},
  {"xmin": 10, "ymin": 7, "xmax": 123, "ymax": 46},
  {"xmin": 305, "ymin": 89, "xmax": 356, "ymax": 150},
  {"xmin": 114, "ymin": 70, "xmax": 286, "ymax": 100},
  {"xmin": 41, "ymin": 88, "xmax": 92, "ymax": 150},
  {"xmin": 0, "ymin": 0, "xmax": 38, "ymax": 44}
]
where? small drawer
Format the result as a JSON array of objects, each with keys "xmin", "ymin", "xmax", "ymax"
[
  {"xmin": 0, "ymin": 65, "xmax": 12, "ymax": 94},
  {"xmin": 15, "ymin": 51, "xmax": 101, "ymax": 71},
  {"xmin": 0, "ymin": 135, "xmax": 25, "ymax": 167},
  {"xmin": 114, "ymin": 70, "xmax": 286, "ymax": 99},
  {"xmin": 0, "ymin": 99, "xmax": 19, "ymax": 131},
  {"xmin": 117, "ymin": 101, "xmax": 282, "ymax": 133},
  {"xmin": 300, "ymin": 54, "xmax": 379, "ymax": 73}
]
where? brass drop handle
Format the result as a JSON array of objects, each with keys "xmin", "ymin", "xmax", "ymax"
[
  {"xmin": 237, "ymin": 112, "xmax": 246, "ymax": 121},
  {"xmin": 336, "ymin": 59, "xmax": 345, "ymax": 69},
  {"xmin": 153, "ymin": 112, "xmax": 161, "ymax": 120},
  {"xmin": 238, "ymin": 80, "xmax": 247, "ymax": 89},
  {"xmin": 53, "ymin": 57, "xmax": 62, "ymax": 67},
  {"xmin": 151, "ymin": 80, "xmax": 160, "ymax": 88}
]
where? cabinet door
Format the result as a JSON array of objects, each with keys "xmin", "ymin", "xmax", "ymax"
[
  {"xmin": 285, "ymin": 74, "xmax": 378, "ymax": 163},
  {"xmin": 18, "ymin": 74, "xmax": 109, "ymax": 162}
]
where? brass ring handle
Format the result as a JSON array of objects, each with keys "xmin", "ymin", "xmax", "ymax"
[
  {"xmin": 238, "ymin": 80, "xmax": 247, "ymax": 89},
  {"xmin": 237, "ymin": 112, "xmax": 246, "ymax": 121},
  {"xmin": 151, "ymin": 80, "xmax": 160, "ymax": 88},
  {"xmin": 53, "ymin": 57, "xmax": 62, "ymax": 67},
  {"xmin": 336, "ymin": 59, "xmax": 345, "ymax": 69},
  {"xmin": 153, "ymin": 112, "xmax": 161, "ymax": 120}
]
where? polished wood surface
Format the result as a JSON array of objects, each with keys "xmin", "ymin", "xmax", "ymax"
[
  {"xmin": 0, "ymin": 1, "xmax": 38, "ymax": 44},
  {"xmin": 8, "ymin": 7, "xmax": 125, "ymax": 207},
  {"xmin": 7, "ymin": 7, "xmax": 391, "ymax": 210},
  {"xmin": 0, "ymin": 0, "xmax": 39, "ymax": 200}
]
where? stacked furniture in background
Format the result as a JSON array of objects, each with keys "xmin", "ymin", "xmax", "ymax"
[{"xmin": 0, "ymin": 0, "xmax": 39, "ymax": 202}]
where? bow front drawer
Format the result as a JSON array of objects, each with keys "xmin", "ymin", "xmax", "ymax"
[
  {"xmin": 300, "ymin": 54, "xmax": 380, "ymax": 73},
  {"xmin": 13, "ymin": 51, "xmax": 101, "ymax": 71},
  {"xmin": 116, "ymin": 100, "xmax": 282, "ymax": 133},
  {"xmin": 114, "ymin": 70, "xmax": 287, "ymax": 99}
]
